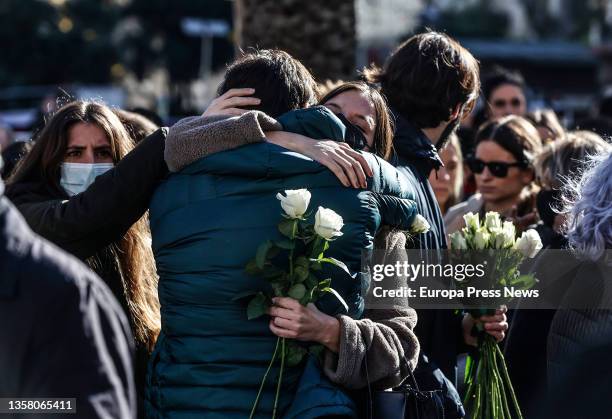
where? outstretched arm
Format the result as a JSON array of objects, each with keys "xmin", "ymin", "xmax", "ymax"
[{"xmin": 165, "ymin": 88, "xmax": 373, "ymax": 187}]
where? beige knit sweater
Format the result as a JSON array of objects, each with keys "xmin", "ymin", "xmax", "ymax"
[
  {"xmin": 164, "ymin": 112, "xmax": 420, "ymax": 390},
  {"xmin": 323, "ymin": 229, "xmax": 420, "ymax": 390}
]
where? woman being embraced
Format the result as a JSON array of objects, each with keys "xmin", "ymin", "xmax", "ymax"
[{"xmin": 149, "ymin": 50, "xmax": 421, "ymax": 418}]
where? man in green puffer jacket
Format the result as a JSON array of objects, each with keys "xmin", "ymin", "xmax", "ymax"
[{"xmin": 145, "ymin": 50, "xmax": 419, "ymax": 419}]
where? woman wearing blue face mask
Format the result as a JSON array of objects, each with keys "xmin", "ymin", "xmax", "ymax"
[
  {"xmin": 7, "ymin": 101, "xmax": 161, "ymax": 349},
  {"xmin": 7, "ymin": 101, "xmax": 164, "ymax": 419}
]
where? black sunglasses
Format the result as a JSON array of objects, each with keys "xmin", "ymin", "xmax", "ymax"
[
  {"xmin": 492, "ymin": 98, "xmax": 522, "ymax": 108},
  {"xmin": 467, "ymin": 157, "xmax": 527, "ymax": 178}
]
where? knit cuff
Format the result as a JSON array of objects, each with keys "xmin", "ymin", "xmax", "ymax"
[
  {"xmin": 322, "ymin": 315, "xmax": 364, "ymax": 388},
  {"xmin": 242, "ymin": 111, "xmax": 282, "ymax": 142}
]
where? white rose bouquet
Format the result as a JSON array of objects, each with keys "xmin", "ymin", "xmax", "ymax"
[
  {"xmin": 241, "ymin": 189, "xmax": 349, "ymax": 419},
  {"xmin": 449, "ymin": 211, "xmax": 543, "ymax": 419}
]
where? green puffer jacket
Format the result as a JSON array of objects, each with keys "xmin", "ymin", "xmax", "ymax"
[{"xmin": 145, "ymin": 107, "xmax": 417, "ymax": 418}]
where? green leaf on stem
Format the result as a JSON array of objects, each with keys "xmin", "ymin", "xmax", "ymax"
[
  {"xmin": 295, "ymin": 256, "xmax": 309, "ymax": 268},
  {"xmin": 268, "ymin": 246, "xmax": 281, "ymax": 259},
  {"xmin": 232, "ymin": 290, "xmax": 259, "ymax": 301},
  {"xmin": 261, "ymin": 265, "xmax": 284, "ymax": 280},
  {"xmin": 318, "ymin": 278, "xmax": 332, "ymax": 289},
  {"xmin": 310, "ymin": 260, "xmax": 323, "ymax": 271},
  {"xmin": 256, "ymin": 241, "xmax": 273, "ymax": 269},
  {"xmin": 305, "ymin": 273, "xmax": 319, "ymax": 289},
  {"xmin": 294, "ymin": 265, "xmax": 309, "ymax": 282},
  {"xmin": 278, "ymin": 219, "xmax": 297, "ymax": 239},
  {"xmin": 310, "ymin": 237, "xmax": 330, "ymax": 259},
  {"xmin": 245, "ymin": 259, "xmax": 261, "ymax": 275},
  {"xmin": 509, "ymin": 273, "xmax": 537, "ymax": 289},
  {"xmin": 247, "ymin": 293, "xmax": 268, "ymax": 320},
  {"xmin": 274, "ymin": 239, "xmax": 295, "ymax": 250},
  {"xmin": 270, "ymin": 281, "xmax": 285, "ymax": 297},
  {"xmin": 320, "ymin": 286, "xmax": 349, "ymax": 313},
  {"xmin": 288, "ymin": 283, "xmax": 306, "ymax": 300},
  {"xmin": 319, "ymin": 257, "xmax": 350, "ymax": 275},
  {"xmin": 286, "ymin": 344, "xmax": 307, "ymax": 367},
  {"xmin": 299, "ymin": 293, "xmax": 310, "ymax": 306}
]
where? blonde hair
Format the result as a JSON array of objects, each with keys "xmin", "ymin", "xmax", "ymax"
[{"xmin": 535, "ymin": 130, "xmax": 611, "ymax": 190}]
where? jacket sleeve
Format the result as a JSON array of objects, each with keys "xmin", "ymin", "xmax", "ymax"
[
  {"xmin": 322, "ymin": 229, "xmax": 420, "ymax": 390},
  {"xmin": 12, "ymin": 128, "xmax": 169, "ymax": 260},
  {"xmin": 20, "ymin": 249, "xmax": 136, "ymax": 418},
  {"xmin": 164, "ymin": 111, "xmax": 282, "ymax": 172},
  {"xmin": 322, "ymin": 308, "xmax": 420, "ymax": 390},
  {"xmin": 371, "ymin": 193, "xmax": 417, "ymax": 231}
]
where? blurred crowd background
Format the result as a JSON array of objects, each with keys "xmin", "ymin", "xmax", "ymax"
[
  {"xmin": 2, "ymin": 2, "xmax": 612, "ymax": 418},
  {"xmin": 3, "ymin": 0, "xmax": 612, "ymax": 143}
]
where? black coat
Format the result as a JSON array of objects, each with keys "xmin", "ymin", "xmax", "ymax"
[
  {"xmin": 390, "ymin": 112, "xmax": 466, "ymax": 416},
  {"xmin": 5, "ymin": 128, "xmax": 168, "ymax": 418},
  {"xmin": 0, "ymin": 182, "xmax": 135, "ymax": 419},
  {"xmin": 503, "ymin": 231, "xmax": 569, "ymax": 418}
]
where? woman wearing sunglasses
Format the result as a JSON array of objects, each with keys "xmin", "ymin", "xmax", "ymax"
[{"xmin": 444, "ymin": 115, "xmax": 543, "ymax": 234}]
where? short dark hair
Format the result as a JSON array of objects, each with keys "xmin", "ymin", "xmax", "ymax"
[
  {"xmin": 365, "ymin": 31, "xmax": 480, "ymax": 128},
  {"xmin": 217, "ymin": 49, "xmax": 319, "ymax": 118},
  {"xmin": 482, "ymin": 66, "xmax": 526, "ymax": 101}
]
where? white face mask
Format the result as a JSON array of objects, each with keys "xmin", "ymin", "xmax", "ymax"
[{"xmin": 60, "ymin": 162, "xmax": 114, "ymax": 196}]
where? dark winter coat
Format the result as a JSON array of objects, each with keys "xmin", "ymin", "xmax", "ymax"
[
  {"xmin": 145, "ymin": 107, "xmax": 418, "ymax": 418},
  {"xmin": 0, "ymin": 180, "xmax": 135, "ymax": 419},
  {"xmin": 390, "ymin": 111, "xmax": 466, "ymax": 384},
  {"xmin": 5, "ymin": 129, "xmax": 170, "ymax": 417}
]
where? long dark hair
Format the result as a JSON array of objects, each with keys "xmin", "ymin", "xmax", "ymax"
[
  {"xmin": 319, "ymin": 81, "xmax": 394, "ymax": 160},
  {"xmin": 10, "ymin": 100, "xmax": 161, "ymax": 350},
  {"xmin": 12, "ymin": 101, "xmax": 128, "ymax": 192}
]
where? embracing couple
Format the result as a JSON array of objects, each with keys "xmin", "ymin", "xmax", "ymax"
[{"xmin": 145, "ymin": 32, "xmax": 502, "ymax": 419}]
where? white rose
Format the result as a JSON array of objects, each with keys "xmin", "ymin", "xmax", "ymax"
[
  {"xmin": 491, "ymin": 221, "xmax": 516, "ymax": 249},
  {"xmin": 485, "ymin": 211, "xmax": 502, "ymax": 230},
  {"xmin": 492, "ymin": 228, "xmax": 514, "ymax": 249},
  {"xmin": 514, "ymin": 229, "xmax": 543, "ymax": 258},
  {"xmin": 411, "ymin": 214, "xmax": 430, "ymax": 234},
  {"xmin": 276, "ymin": 189, "xmax": 311, "ymax": 219},
  {"xmin": 463, "ymin": 212, "xmax": 480, "ymax": 231},
  {"xmin": 502, "ymin": 221, "xmax": 516, "ymax": 240},
  {"xmin": 501, "ymin": 221, "xmax": 517, "ymax": 248},
  {"xmin": 489, "ymin": 227, "xmax": 504, "ymax": 249},
  {"xmin": 314, "ymin": 207, "xmax": 344, "ymax": 240},
  {"xmin": 449, "ymin": 231, "xmax": 468, "ymax": 250},
  {"xmin": 473, "ymin": 227, "xmax": 491, "ymax": 250}
]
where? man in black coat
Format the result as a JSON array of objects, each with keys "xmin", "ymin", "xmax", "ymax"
[
  {"xmin": 366, "ymin": 31, "xmax": 508, "ymax": 416},
  {"xmin": 0, "ymin": 172, "xmax": 136, "ymax": 419}
]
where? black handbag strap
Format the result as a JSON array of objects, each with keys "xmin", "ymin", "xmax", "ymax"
[{"xmin": 363, "ymin": 342, "xmax": 421, "ymax": 419}]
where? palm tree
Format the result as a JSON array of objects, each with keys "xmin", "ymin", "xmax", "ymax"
[{"xmin": 233, "ymin": 0, "xmax": 356, "ymax": 81}]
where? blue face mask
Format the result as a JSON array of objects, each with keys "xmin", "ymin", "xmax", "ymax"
[{"xmin": 60, "ymin": 162, "xmax": 114, "ymax": 196}]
